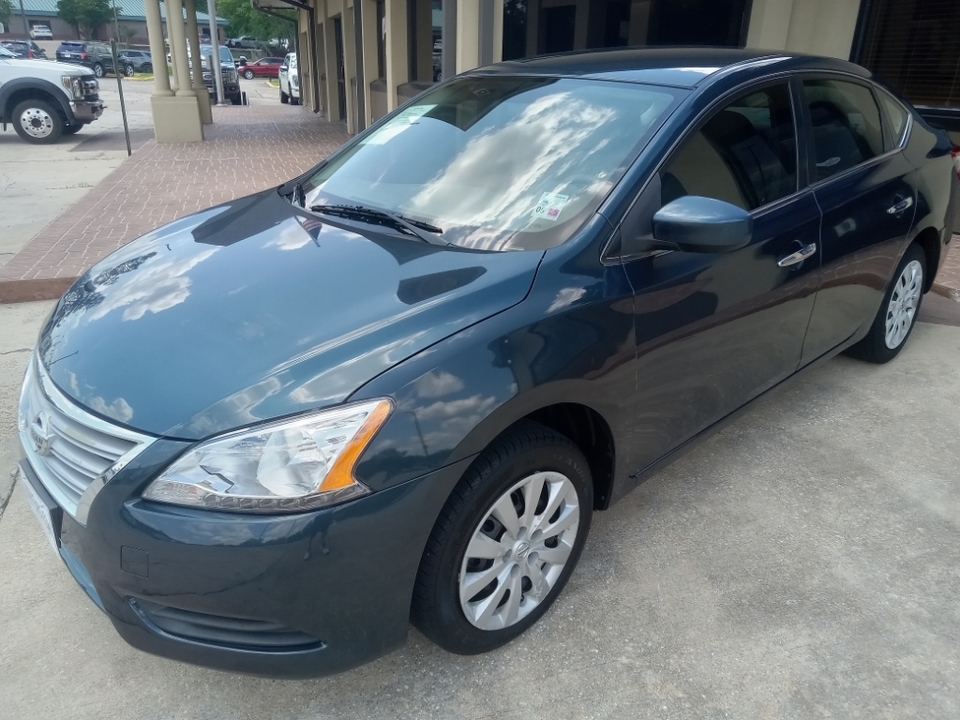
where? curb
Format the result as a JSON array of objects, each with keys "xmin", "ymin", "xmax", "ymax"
[{"xmin": 0, "ymin": 278, "xmax": 75, "ymax": 305}]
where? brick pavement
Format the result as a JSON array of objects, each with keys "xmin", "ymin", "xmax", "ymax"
[
  {"xmin": 0, "ymin": 104, "xmax": 351, "ymax": 303},
  {"xmin": 0, "ymin": 103, "xmax": 958, "ymax": 304}
]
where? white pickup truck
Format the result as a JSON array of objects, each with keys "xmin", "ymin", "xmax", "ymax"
[{"xmin": 0, "ymin": 45, "xmax": 104, "ymax": 143}]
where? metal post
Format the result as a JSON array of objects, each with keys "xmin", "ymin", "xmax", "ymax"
[
  {"xmin": 111, "ymin": 41, "xmax": 132, "ymax": 156},
  {"xmin": 17, "ymin": 0, "xmax": 29, "ymax": 37},
  {"xmin": 206, "ymin": 0, "xmax": 225, "ymax": 104},
  {"xmin": 112, "ymin": 0, "xmax": 121, "ymax": 42}
]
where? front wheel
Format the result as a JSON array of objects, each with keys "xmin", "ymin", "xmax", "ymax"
[
  {"xmin": 124, "ymin": 63, "xmax": 135, "ymax": 77},
  {"xmin": 244, "ymin": 69, "xmax": 255, "ymax": 79},
  {"xmin": 93, "ymin": 62, "xmax": 104, "ymax": 78},
  {"xmin": 412, "ymin": 421, "xmax": 593, "ymax": 655},
  {"xmin": 280, "ymin": 87, "xmax": 289, "ymax": 104},
  {"xmin": 847, "ymin": 243, "xmax": 926, "ymax": 364},
  {"xmin": 12, "ymin": 99, "xmax": 63, "ymax": 144}
]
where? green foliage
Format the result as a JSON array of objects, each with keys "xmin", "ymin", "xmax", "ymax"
[
  {"xmin": 0, "ymin": 0, "xmax": 13, "ymax": 27},
  {"xmin": 57, "ymin": 0, "xmax": 117, "ymax": 39},
  {"xmin": 217, "ymin": 0, "xmax": 294, "ymax": 42}
]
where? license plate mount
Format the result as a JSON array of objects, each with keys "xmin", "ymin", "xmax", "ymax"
[{"xmin": 21, "ymin": 468, "xmax": 62, "ymax": 557}]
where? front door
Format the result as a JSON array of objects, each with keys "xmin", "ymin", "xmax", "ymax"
[{"xmin": 619, "ymin": 82, "xmax": 821, "ymax": 476}]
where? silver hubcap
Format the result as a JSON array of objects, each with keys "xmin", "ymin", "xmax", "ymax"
[
  {"xmin": 459, "ymin": 471, "xmax": 580, "ymax": 631},
  {"xmin": 19, "ymin": 107, "xmax": 54, "ymax": 139},
  {"xmin": 885, "ymin": 259, "xmax": 923, "ymax": 349}
]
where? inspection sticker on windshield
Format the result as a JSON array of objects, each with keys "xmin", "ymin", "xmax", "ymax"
[{"xmin": 532, "ymin": 192, "xmax": 569, "ymax": 222}]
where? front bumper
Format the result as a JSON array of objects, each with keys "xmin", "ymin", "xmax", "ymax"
[
  {"xmin": 20, "ymin": 440, "xmax": 471, "ymax": 678},
  {"xmin": 71, "ymin": 99, "xmax": 103, "ymax": 123}
]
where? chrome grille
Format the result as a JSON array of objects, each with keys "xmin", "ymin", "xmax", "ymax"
[{"xmin": 18, "ymin": 355, "xmax": 154, "ymax": 521}]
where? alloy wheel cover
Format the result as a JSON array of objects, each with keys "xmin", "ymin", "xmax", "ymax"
[
  {"xmin": 19, "ymin": 107, "xmax": 54, "ymax": 139},
  {"xmin": 885, "ymin": 259, "xmax": 923, "ymax": 349},
  {"xmin": 458, "ymin": 471, "xmax": 580, "ymax": 631}
]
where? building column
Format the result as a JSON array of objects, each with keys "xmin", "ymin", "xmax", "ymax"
[
  {"xmin": 359, "ymin": 0, "xmax": 379, "ymax": 126},
  {"xmin": 151, "ymin": 0, "xmax": 204, "ymax": 141},
  {"xmin": 456, "ymin": 0, "xmax": 502, "ymax": 73},
  {"xmin": 343, "ymin": 3, "xmax": 359, "ymax": 133},
  {"xmin": 184, "ymin": 0, "xmax": 213, "ymax": 123},
  {"xmin": 323, "ymin": 18, "xmax": 340, "ymax": 120},
  {"xmin": 384, "ymin": 0, "xmax": 409, "ymax": 110},
  {"xmin": 144, "ymin": 0, "xmax": 172, "ymax": 96}
]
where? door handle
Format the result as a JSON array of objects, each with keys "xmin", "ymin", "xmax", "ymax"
[
  {"xmin": 778, "ymin": 242, "xmax": 817, "ymax": 268},
  {"xmin": 887, "ymin": 197, "xmax": 913, "ymax": 215}
]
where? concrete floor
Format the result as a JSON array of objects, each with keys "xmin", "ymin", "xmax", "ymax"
[{"xmin": 0, "ymin": 297, "xmax": 957, "ymax": 720}]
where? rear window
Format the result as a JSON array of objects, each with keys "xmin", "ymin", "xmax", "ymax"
[{"xmin": 60, "ymin": 42, "xmax": 85, "ymax": 49}]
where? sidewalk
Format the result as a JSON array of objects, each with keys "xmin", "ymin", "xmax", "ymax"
[
  {"xmin": 0, "ymin": 104, "xmax": 958, "ymax": 303},
  {"xmin": 0, "ymin": 102, "xmax": 351, "ymax": 303}
]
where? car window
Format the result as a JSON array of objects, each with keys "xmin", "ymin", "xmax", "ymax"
[
  {"xmin": 303, "ymin": 77, "xmax": 681, "ymax": 251},
  {"xmin": 660, "ymin": 83, "xmax": 797, "ymax": 212},
  {"xmin": 802, "ymin": 79, "xmax": 884, "ymax": 182},
  {"xmin": 875, "ymin": 88, "xmax": 909, "ymax": 150}
]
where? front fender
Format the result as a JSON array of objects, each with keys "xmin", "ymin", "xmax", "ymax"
[{"xmin": 0, "ymin": 77, "xmax": 74, "ymax": 123}]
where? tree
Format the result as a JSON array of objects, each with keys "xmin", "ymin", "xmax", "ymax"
[
  {"xmin": 217, "ymin": 0, "xmax": 294, "ymax": 42},
  {"xmin": 0, "ymin": 0, "xmax": 13, "ymax": 31},
  {"xmin": 57, "ymin": 0, "xmax": 118, "ymax": 39}
]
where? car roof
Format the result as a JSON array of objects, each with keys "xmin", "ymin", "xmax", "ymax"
[{"xmin": 477, "ymin": 47, "xmax": 871, "ymax": 89}]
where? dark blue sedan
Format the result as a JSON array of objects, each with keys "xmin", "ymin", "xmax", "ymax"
[{"xmin": 18, "ymin": 48, "xmax": 958, "ymax": 677}]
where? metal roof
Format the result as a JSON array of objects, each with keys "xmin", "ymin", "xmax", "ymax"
[{"xmin": 10, "ymin": 0, "xmax": 228, "ymax": 25}]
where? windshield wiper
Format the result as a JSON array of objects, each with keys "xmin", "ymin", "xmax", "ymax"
[{"xmin": 309, "ymin": 203, "xmax": 448, "ymax": 245}]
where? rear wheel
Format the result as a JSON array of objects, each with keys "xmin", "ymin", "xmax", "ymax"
[
  {"xmin": 412, "ymin": 421, "xmax": 593, "ymax": 655},
  {"xmin": 13, "ymin": 99, "xmax": 63, "ymax": 144},
  {"xmin": 847, "ymin": 243, "xmax": 926, "ymax": 364}
]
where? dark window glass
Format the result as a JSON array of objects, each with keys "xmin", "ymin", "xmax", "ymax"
[
  {"xmin": 858, "ymin": 0, "xmax": 960, "ymax": 111},
  {"xmin": 803, "ymin": 80, "xmax": 884, "ymax": 181},
  {"xmin": 877, "ymin": 88, "xmax": 909, "ymax": 150},
  {"xmin": 376, "ymin": 0, "xmax": 386, "ymax": 80},
  {"xmin": 660, "ymin": 84, "xmax": 797, "ymax": 211}
]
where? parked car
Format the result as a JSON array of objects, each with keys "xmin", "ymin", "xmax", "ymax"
[
  {"xmin": 226, "ymin": 36, "xmax": 261, "ymax": 49},
  {"xmin": 16, "ymin": 48, "xmax": 958, "ymax": 678},
  {"xmin": 117, "ymin": 49, "xmax": 152, "ymax": 75},
  {"xmin": 240, "ymin": 56, "xmax": 283, "ymax": 79},
  {"xmin": 29, "ymin": 24, "xmax": 53, "ymax": 40},
  {"xmin": 199, "ymin": 44, "xmax": 241, "ymax": 105},
  {"xmin": 1, "ymin": 44, "xmax": 102, "ymax": 142},
  {"xmin": 1, "ymin": 40, "xmax": 46, "ymax": 59},
  {"xmin": 278, "ymin": 51, "xmax": 298, "ymax": 104},
  {"xmin": 55, "ymin": 41, "xmax": 119, "ymax": 77}
]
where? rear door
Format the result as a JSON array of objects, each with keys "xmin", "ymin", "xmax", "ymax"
[
  {"xmin": 618, "ymin": 80, "xmax": 821, "ymax": 475},
  {"xmin": 797, "ymin": 76, "xmax": 917, "ymax": 364}
]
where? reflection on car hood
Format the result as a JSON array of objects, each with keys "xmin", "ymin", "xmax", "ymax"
[{"xmin": 39, "ymin": 189, "xmax": 543, "ymax": 439}]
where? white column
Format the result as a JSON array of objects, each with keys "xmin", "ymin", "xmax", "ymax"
[
  {"xmin": 184, "ymin": 0, "xmax": 212, "ymax": 122},
  {"xmin": 384, "ymin": 0, "xmax": 408, "ymax": 110},
  {"xmin": 167, "ymin": 0, "xmax": 196, "ymax": 96},
  {"xmin": 145, "ymin": 0, "xmax": 172, "ymax": 95}
]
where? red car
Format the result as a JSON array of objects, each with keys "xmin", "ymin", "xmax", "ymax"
[{"xmin": 240, "ymin": 57, "xmax": 284, "ymax": 79}]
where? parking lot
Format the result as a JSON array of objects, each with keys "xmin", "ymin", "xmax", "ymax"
[{"xmin": 1, "ymin": 296, "xmax": 958, "ymax": 719}]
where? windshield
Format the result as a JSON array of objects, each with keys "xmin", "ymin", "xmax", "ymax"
[
  {"xmin": 303, "ymin": 76, "xmax": 680, "ymax": 251},
  {"xmin": 200, "ymin": 45, "xmax": 234, "ymax": 65},
  {"xmin": 0, "ymin": 46, "xmax": 16, "ymax": 58}
]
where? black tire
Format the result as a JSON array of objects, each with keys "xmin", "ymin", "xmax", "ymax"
[
  {"xmin": 230, "ymin": 93, "xmax": 242, "ymax": 106},
  {"xmin": 12, "ymin": 98, "xmax": 64, "ymax": 144},
  {"xmin": 412, "ymin": 420, "xmax": 593, "ymax": 655},
  {"xmin": 93, "ymin": 62, "xmax": 104, "ymax": 78},
  {"xmin": 280, "ymin": 88, "xmax": 289, "ymax": 104},
  {"xmin": 847, "ymin": 243, "xmax": 927, "ymax": 364},
  {"xmin": 142, "ymin": 63, "xmax": 153, "ymax": 73},
  {"xmin": 244, "ymin": 69, "xmax": 255, "ymax": 79},
  {"xmin": 62, "ymin": 123, "xmax": 84, "ymax": 135},
  {"xmin": 124, "ymin": 63, "xmax": 135, "ymax": 77},
  {"xmin": 290, "ymin": 94, "xmax": 300, "ymax": 106}
]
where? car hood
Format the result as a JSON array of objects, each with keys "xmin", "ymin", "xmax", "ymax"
[
  {"xmin": 39, "ymin": 189, "xmax": 543, "ymax": 440},
  {"xmin": 5, "ymin": 58, "xmax": 86, "ymax": 74}
]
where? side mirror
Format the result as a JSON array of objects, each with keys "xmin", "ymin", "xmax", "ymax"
[{"xmin": 652, "ymin": 196, "xmax": 753, "ymax": 253}]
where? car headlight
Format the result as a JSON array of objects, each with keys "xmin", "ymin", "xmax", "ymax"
[
  {"xmin": 224, "ymin": 67, "xmax": 238, "ymax": 82},
  {"xmin": 143, "ymin": 399, "xmax": 392, "ymax": 513},
  {"xmin": 61, "ymin": 76, "xmax": 83, "ymax": 100}
]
